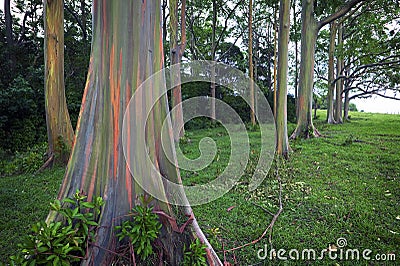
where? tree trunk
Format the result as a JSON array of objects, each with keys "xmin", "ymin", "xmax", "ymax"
[
  {"xmin": 4, "ymin": 0, "xmax": 12, "ymax": 46},
  {"xmin": 80, "ymin": 0, "xmax": 86, "ymax": 40},
  {"xmin": 170, "ymin": 0, "xmax": 186, "ymax": 141},
  {"xmin": 44, "ymin": 0, "xmax": 74, "ymax": 165},
  {"xmin": 276, "ymin": 0, "xmax": 291, "ymax": 158},
  {"xmin": 162, "ymin": 0, "xmax": 168, "ymax": 66},
  {"xmin": 254, "ymin": 37, "xmax": 259, "ymax": 118},
  {"xmin": 290, "ymin": 0, "xmax": 320, "ymax": 139},
  {"xmin": 4, "ymin": 0, "xmax": 15, "ymax": 69},
  {"xmin": 327, "ymin": 21, "xmax": 337, "ymax": 124},
  {"xmin": 293, "ymin": 0, "xmax": 299, "ymax": 119},
  {"xmin": 210, "ymin": 0, "xmax": 217, "ymax": 121},
  {"xmin": 47, "ymin": 1, "xmax": 221, "ymax": 265},
  {"xmin": 273, "ymin": 5, "xmax": 278, "ymax": 119},
  {"xmin": 291, "ymin": 0, "xmax": 364, "ymax": 138},
  {"xmin": 343, "ymin": 89, "xmax": 350, "ymax": 121},
  {"xmin": 343, "ymin": 64, "xmax": 350, "ymax": 121},
  {"xmin": 335, "ymin": 22, "xmax": 344, "ymax": 124},
  {"xmin": 248, "ymin": 0, "xmax": 256, "ymax": 125}
]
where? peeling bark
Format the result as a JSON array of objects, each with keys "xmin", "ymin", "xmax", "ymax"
[
  {"xmin": 276, "ymin": 0, "xmax": 291, "ymax": 158},
  {"xmin": 44, "ymin": 0, "xmax": 74, "ymax": 165},
  {"xmin": 47, "ymin": 1, "xmax": 221, "ymax": 265}
]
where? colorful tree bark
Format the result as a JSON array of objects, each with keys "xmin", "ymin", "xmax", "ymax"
[
  {"xmin": 47, "ymin": 1, "xmax": 221, "ymax": 264},
  {"xmin": 170, "ymin": 0, "xmax": 187, "ymax": 141},
  {"xmin": 276, "ymin": 0, "xmax": 291, "ymax": 157},
  {"xmin": 327, "ymin": 21, "xmax": 337, "ymax": 124},
  {"xmin": 44, "ymin": 0, "xmax": 74, "ymax": 165},
  {"xmin": 249, "ymin": 0, "xmax": 256, "ymax": 125}
]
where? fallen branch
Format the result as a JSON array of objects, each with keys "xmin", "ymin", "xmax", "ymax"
[
  {"xmin": 35, "ymin": 153, "xmax": 55, "ymax": 174},
  {"xmin": 223, "ymin": 167, "xmax": 283, "ymax": 253}
]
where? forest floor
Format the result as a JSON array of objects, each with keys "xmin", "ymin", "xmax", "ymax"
[{"xmin": 1, "ymin": 111, "xmax": 399, "ymax": 265}]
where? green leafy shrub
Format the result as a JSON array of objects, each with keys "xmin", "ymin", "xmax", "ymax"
[
  {"xmin": 10, "ymin": 190, "xmax": 104, "ymax": 265},
  {"xmin": 0, "ymin": 75, "xmax": 46, "ymax": 152},
  {"xmin": 183, "ymin": 238, "xmax": 207, "ymax": 266},
  {"xmin": 0, "ymin": 142, "xmax": 47, "ymax": 176},
  {"xmin": 115, "ymin": 204, "xmax": 162, "ymax": 261}
]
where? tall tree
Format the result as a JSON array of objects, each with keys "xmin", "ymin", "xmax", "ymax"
[
  {"xmin": 44, "ymin": 0, "xmax": 74, "ymax": 165},
  {"xmin": 335, "ymin": 0, "xmax": 400, "ymax": 119},
  {"xmin": 170, "ymin": 0, "xmax": 187, "ymax": 141},
  {"xmin": 4, "ymin": 0, "xmax": 13, "ymax": 46},
  {"xmin": 4, "ymin": 0, "xmax": 15, "ymax": 68},
  {"xmin": 326, "ymin": 21, "xmax": 337, "ymax": 124},
  {"xmin": 249, "ymin": 0, "xmax": 256, "ymax": 125},
  {"xmin": 334, "ymin": 22, "xmax": 344, "ymax": 123},
  {"xmin": 291, "ymin": 0, "xmax": 364, "ymax": 138},
  {"xmin": 273, "ymin": 4, "xmax": 278, "ymax": 118},
  {"xmin": 187, "ymin": 0, "xmax": 242, "ymax": 120},
  {"xmin": 276, "ymin": 0, "xmax": 291, "ymax": 157},
  {"xmin": 292, "ymin": 0, "xmax": 300, "ymax": 117},
  {"xmin": 47, "ymin": 1, "xmax": 221, "ymax": 264}
]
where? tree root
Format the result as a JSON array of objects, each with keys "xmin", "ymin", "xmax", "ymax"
[{"xmin": 35, "ymin": 152, "xmax": 55, "ymax": 174}]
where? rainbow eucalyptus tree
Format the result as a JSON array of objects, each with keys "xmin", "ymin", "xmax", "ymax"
[
  {"xmin": 44, "ymin": 0, "xmax": 74, "ymax": 165},
  {"xmin": 47, "ymin": 1, "xmax": 221, "ymax": 265},
  {"xmin": 276, "ymin": 0, "xmax": 291, "ymax": 158},
  {"xmin": 326, "ymin": 21, "xmax": 337, "ymax": 124},
  {"xmin": 290, "ymin": 0, "xmax": 364, "ymax": 138},
  {"xmin": 248, "ymin": 0, "xmax": 256, "ymax": 126},
  {"xmin": 335, "ymin": 22, "xmax": 344, "ymax": 123},
  {"xmin": 170, "ymin": 0, "xmax": 187, "ymax": 141}
]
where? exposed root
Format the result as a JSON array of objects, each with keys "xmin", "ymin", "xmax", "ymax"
[
  {"xmin": 290, "ymin": 125, "xmax": 321, "ymax": 139},
  {"xmin": 35, "ymin": 152, "xmax": 55, "ymax": 174}
]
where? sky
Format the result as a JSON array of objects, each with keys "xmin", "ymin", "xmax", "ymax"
[
  {"xmin": 1, "ymin": 1, "xmax": 399, "ymax": 114},
  {"xmin": 353, "ymin": 97, "xmax": 400, "ymax": 114}
]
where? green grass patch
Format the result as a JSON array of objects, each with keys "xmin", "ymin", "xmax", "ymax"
[{"xmin": 0, "ymin": 111, "xmax": 399, "ymax": 265}]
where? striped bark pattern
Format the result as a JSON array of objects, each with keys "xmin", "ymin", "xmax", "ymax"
[{"xmin": 48, "ymin": 1, "xmax": 221, "ymax": 264}]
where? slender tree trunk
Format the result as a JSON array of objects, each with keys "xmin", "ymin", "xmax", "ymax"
[
  {"xmin": 343, "ymin": 89, "xmax": 350, "ymax": 121},
  {"xmin": 47, "ymin": 1, "xmax": 221, "ymax": 265},
  {"xmin": 293, "ymin": 0, "xmax": 299, "ymax": 119},
  {"xmin": 249, "ymin": 0, "xmax": 256, "ymax": 125},
  {"xmin": 327, "ymin": 21, "xmax": 337, "ymax": 124},
  {"xmin": 80, "ymin": 0, "xmax": 86, "ymax": 40},
  {"xmin": 4, "ymin": 0, "xmax": 12, "ymax": 46},
  {"xmin": 4, "ymin": 0, "xmax": 15, "ymax": 69},
  {"xmin": 210, "ymin": 0, "xmax": 217, "ymax": 121},
  {"xmin": 335, "ymin": 22, "xmax": 344, "ymax": 123},
  {"xmin": 170, "ymin": 0, "xmax": 186, "ymax": 141},
  {"xmin": 273, "ymin": 5, "xmax": 278, "ymax": 118},
  {"xmin": 343, "ymin": 64, "xmax": 350, "ymax": 121},
  {"xmin": 314, "ymin": 97, "xmax": 318, "ymax": 119},
  {"xmin": 290, "ymin": 0, "xmax": 320, "ymax": 138},
  {"xmin": 254, "ymin": 37, "xmax": 259, "ymax": 118},
  {"xmin": 276, "ymin": 0, "xmax": 291, "ymax": 158},
  {"xmin": 44, "ymin": 0, "xmax": 74, "ymax": 165},
  {"xmin": 162, "ymin": 0, "xmax": 168, "ymax": 66}
]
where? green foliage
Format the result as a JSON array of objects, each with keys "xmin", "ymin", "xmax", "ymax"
[
  {"xmin": 183, "ymin": 238, "xmax": 207, "ymax": 266},
  {"xmin": 349, "ymin": 103, "xmax": 358, "ymax": 112},
  {"xmin": 115, "ymin": 203, "xmax": 162, "ymax": 261},
  {"xmin": 0, "ymin": 1, "xmax": 91, "ymax": 153},
  {"xmin": 0, "ymin": 142, "xmax": 47, "ymax": 176},
  {"xmin": 10, "ymin": 190, "xmax": 104, "ymax": 265},
  {"xmin": 0, "ymin": 75, "xmax": 46, "ymax": 152}
]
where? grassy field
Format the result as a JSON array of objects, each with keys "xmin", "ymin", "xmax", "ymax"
[{"xmin": 1, "ymin": 111, "xmax": 399, "ymax": 265}]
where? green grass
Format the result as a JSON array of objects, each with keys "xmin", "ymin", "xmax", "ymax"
[
  {"xmin": 1, "ymin": 111, "xmax": 399, "ymax": 265},
  {"xmin": 0, "ymin": 167, "xmax": 64, "ymax": 262}
]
